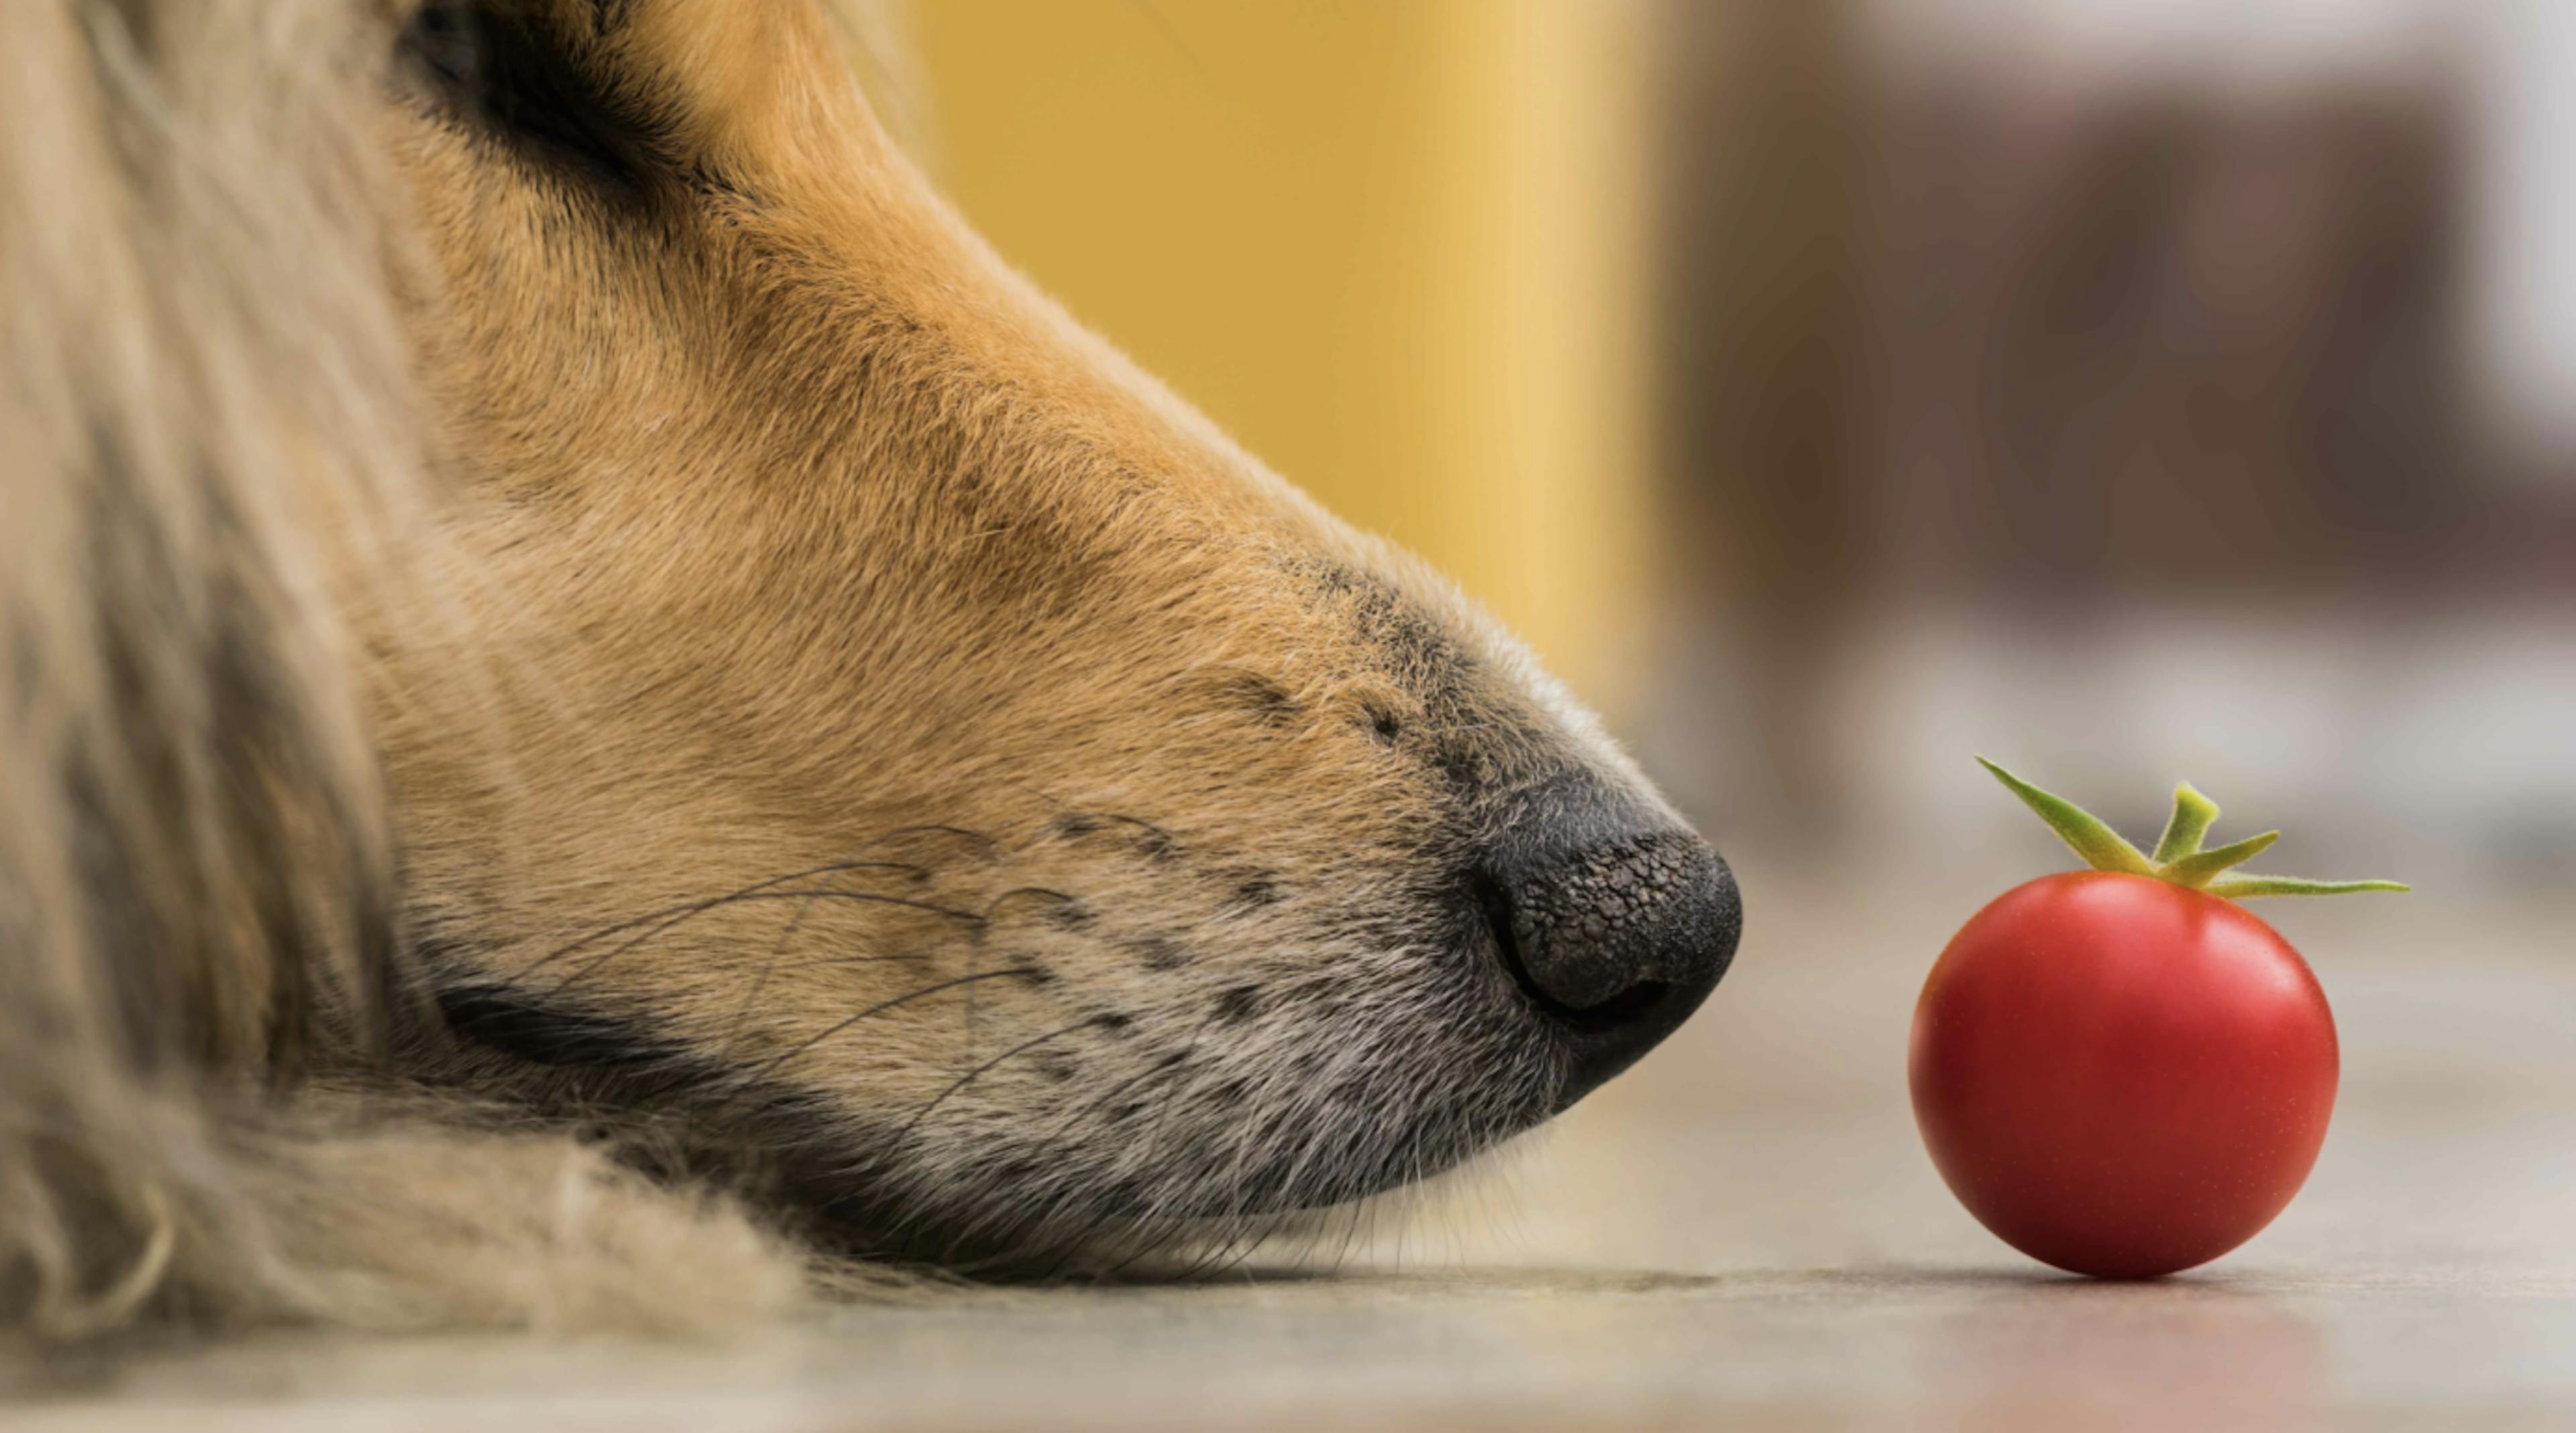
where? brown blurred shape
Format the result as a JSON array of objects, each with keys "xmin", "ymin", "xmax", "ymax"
[{"xmin": 1652, "ymin": 0, "xmax": 2576, "ymax": 840}]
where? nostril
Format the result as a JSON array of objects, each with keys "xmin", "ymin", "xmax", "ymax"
[{"xmin": 1473, "ymin": 869, "xmax": 1676, "ymax": 1032}]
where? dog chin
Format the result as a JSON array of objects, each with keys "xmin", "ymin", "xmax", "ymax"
[{"xmin": 775, "ymin": 1084, "xmax": 1550, "ymax": 1271}]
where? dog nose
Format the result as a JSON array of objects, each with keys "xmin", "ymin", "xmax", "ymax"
[{"xmin": 1477, "ymin": 821, "xmax": 1741, "ymax": 1108}]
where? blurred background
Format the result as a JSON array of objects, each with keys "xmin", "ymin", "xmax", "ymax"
[
  {"xmin": 896, "ymin": 0, "xmax": 2573, "ymax": 1308},
  {"xmin": 906, "ymin": 0, "xmax": 2573, "ymax": 880}
]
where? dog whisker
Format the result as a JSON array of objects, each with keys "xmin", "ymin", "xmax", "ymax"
[
  {"xmin": 724, "ymin": 889, "xmax": 823, "ymax": 1055},
  {"xmin": 979, "ymin": 886, "xmax": 1091, "ymax": 928},
  {"xmin": 537, "ymin": 889, "xmax": 985, "ymax": 999},
  {"xmin": 506, "ymin": 859, "xmax": 935, "ymax": 984},
  {"xmin": 724, "ymin": 966, "xmax": 1044, "ymax": 1092},
  {"xmin": 891, "ymin": 1013, "xmax": 1117, "ymax": 1145}
]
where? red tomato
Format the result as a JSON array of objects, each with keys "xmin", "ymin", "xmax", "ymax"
[
  {"xmin": 1912, "ymin": 761, "xmax": 2403, "ymax": 1278},
  {"xmin": 1910, "ymin": 871, "xmax": 2338, "ymax": 1278}
]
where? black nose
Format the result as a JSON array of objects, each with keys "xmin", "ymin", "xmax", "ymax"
[{"xmin": 1477, "ymin": 822, "xmax": 1740, "ymax": 1108}]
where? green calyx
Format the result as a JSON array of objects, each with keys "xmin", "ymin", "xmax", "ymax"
[{"xmin": 1976, "ymin": 757, "xmax": 2409, "ymax": 900}]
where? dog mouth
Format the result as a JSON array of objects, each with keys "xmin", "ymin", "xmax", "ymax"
[{"xmin": 702, "ymin": 934, "xmax": 1571, "ymax": 1271}]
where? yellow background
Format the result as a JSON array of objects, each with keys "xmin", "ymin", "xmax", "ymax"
[{"xmin": 909, "ymin": 0, "xmax": 1656, "ymax": 710}]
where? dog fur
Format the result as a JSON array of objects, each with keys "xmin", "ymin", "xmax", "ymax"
[{"xmin": 0, "ymin": 0, "xmax": 1712, "ymax": 1339}]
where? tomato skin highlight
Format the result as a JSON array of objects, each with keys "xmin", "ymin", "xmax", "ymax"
[{"xmin": 1909, "ymin": 871, "xmax": 2339, "ymax": 1278}]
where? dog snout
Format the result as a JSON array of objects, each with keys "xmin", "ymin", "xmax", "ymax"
[{"xmin": 1476, "ymin": 813, "xmax": 1740, "ymax": 1109}]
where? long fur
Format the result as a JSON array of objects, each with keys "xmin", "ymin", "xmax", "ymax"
[{"xmin": 1, "ymin": 0, "xmax": 807, "ymax": 1337}]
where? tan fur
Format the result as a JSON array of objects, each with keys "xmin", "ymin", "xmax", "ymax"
[{"xmin": 1, "ymin": 0, "xmax": 1696, "ymax": 1340}]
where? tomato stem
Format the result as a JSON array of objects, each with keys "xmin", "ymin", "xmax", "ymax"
[
  {"xmin": 2161, "ymin": 831, "xmax": 2280, "ymax": 888},
  {"xmin": 1977, "ymin": 757, "xmax": 2410, "ymax": 901},
  {"xmin": 1976, "ymin": 758, "xmax": 2155, "ymax": 875},
  {"xmin": 2207, "ymin": 875, "xmax": 2411, "ymax": 900},
  {"xmin": 2151, "ymin": 782, "xmax": 2220, "ymax": 862}
]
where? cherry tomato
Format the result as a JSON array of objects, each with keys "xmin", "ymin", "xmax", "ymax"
[{"xmin": 1910, "ymin": 761, "xmax": 2404, "ymax": 1279}]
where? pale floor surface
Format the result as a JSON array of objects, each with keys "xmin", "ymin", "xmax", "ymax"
[{"xmin": 12, "ymin": 859, "xmax": 2575, "ymax": 1430}]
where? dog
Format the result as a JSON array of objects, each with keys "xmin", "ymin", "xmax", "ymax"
[{"xmin": 0, "ymin": 0, "xmax": 1738, "ymax": 1337}]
